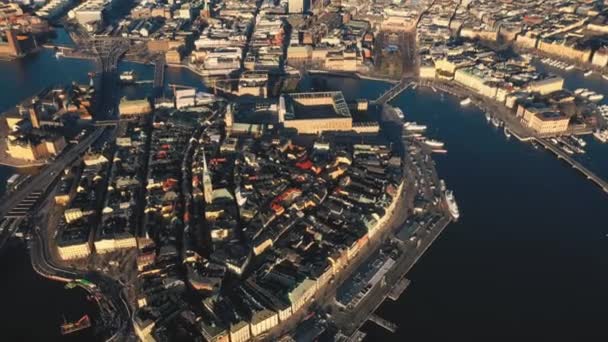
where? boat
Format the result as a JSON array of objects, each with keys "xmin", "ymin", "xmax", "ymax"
[
  {"xmin": 504, "ymin": 127, "xmax": 512, "ymax": 139},
  {"xmin": 60, "ymin": 315, "xmax": 91, "ymax": 335},
  {"xmin": 444, "ymin": 190, "xmax": 460, "ymax": 220},
  {"xmin": 593, "ymin": 129, "xmax": 608, "ymax": 143},
  {"xmin": 403, "ymin": 122, "xmax": 427, "ymax": 132},
  {"xmin": 581, "ymin": 90, "xmax": 595, "ymax": 98},
  {"xmin": 460, "ymin": 97, "xmax": 472, "ymax": 106},
  {"xmin": 432, "ymin": 149, "xmax": 448, "ymax": 154},
  {"xmin": 394, "ymin": 107, "xmax": 405, "ymax": 119},
  {"xmin": 574, "ymin": 88, "xmax": 586, "ymax": 95},
  {"xmin": 572, "ymin": 136, "xmax": 587, "ymax": 147},
  {"xmin": 589, "ymin": 94, "xmax": 604, "ymax": 102},
  {"xmin": 119, "ymin": 70, "xmax": 136, "ymax": 84},
  {"xmin": 55, "ymin": 51, "xmax": 63, "ymax": 59},
  {"xmin": 531, "ymin": 140, "xmax": 540, "ymax": 149},
  {"xmin": 424, "ymin": 139, "xmax": 445, "ymax": 148},
  {"xmin": 561, "ymin": 146, "xmax": 575, "ymax": 155},
  {"xmin": 491, "ymin": 117, "xmax": 502, "ymax": 128},
  {"xmin": 485, "ymin": 112, "xmax": 491, "ymax": 122},
  {"xmin": 603, "ymin": 74, "xmax": 608, "ymax": 81},
  {"xmin": 584, "ymin": 70, "xmax": 593, "ymax": 77},
  {"xmin": 565, "ymin": 64, "xmax": 575, "ymax": 71}
]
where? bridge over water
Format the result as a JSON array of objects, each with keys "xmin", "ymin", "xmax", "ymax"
[
  {"xmin": 372, "ymin": 79, "xmax": 416, "ymax": 105},
  {"xmin": 535, "ymin": 138, "xmax": 608, "ymax": 194}
]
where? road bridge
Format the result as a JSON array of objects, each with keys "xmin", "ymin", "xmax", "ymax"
[
  {"xmin": 0, "ymin": 128, "xmax": 105, "ymax": 251},
  {"xmin": 373, "ymin": 80, "xmax": 415, "ymax": 105},
  {"xmin": 153, "ymin": 55, "xmax": 166, "ymax": 97},
  {"xmin": 536, "ymin": 138, "xmax": 608, "ymax": 194}
]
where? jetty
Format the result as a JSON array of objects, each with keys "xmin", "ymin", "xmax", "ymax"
[
  {"xmin": 388, "ymin": 277, "xmax": 411, "ymax": 301},
  {"xmin": 368, "ymin": 313, "xmax": 398, "ymax": 333}
]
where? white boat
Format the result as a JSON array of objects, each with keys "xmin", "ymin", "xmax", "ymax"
[
  {"xmin": 491, "ymin": 117, "xmax": 502, "ymax": 128},
  {"xmin": 581, "ymin": 90, "xmax": 595, "ymax": 98},
  {"xmin": 504, "ymin": 127, "xmax": 512, "ymax": 139},
  {"xmin": 584, "ymin": 70, "xmax": 593, "ymax": 77},
  {"xmin": 444, "ymin": 190, "xmax": 460, "ymax": 220},
  {"xmin": 603, "ymin": 74, "xmax": 608, "ymax": 81},
  {"xmin": 424, "ymin": 139, "xmax": 445, "ymax": 148},
  {"xmin": 593, "ymin": 130, "xmax": 608, "ymax": 143},
  {"xmin": 485, "ymin": 112, "xmax": 491, "ymax": 122},
  {"xmin": 574, "ymin": 88, "xmax": 586, "ymax": 95},
  {"xmin": 589, "ymin": 94, "xmax": 604, "ymax": 102},
  {"xmin": 394, "ymin": 107, "xmax": 405, "ymax": 119},
  {"xmin": 460, "ymin": 97, "xmax": 472, "ymax": 106},
  {"xmin": 565, "ymin": 65, "xmax": 575, "ymax": 71},
  {"xmin": 562, "ymin": 146, "xmax": 575, "ymax": 155},
  {"xmin": 573, "ymin": 136, "xmax": 586, "ymax": 147},
  {"xmin": 55, "ymin": 51, "xmax": 63, "ymax": 59},
  {"xmin": 403, "ymin": 122, "xmax": 427, "ymax": 132},
  {"xmin": 119, "ymin": 70, "xmax": 136, "ymax": 83}
]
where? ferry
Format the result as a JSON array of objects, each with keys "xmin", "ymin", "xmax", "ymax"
[
  {"xmin": 119, "ymin": 70, "xmax": 136, "ymax": 84},
  {"xmin": 394, "ymin": 107, "xmax": 405, "ymax": 120},
  {"xmin": 403, "ymin": 122, "xmax": 427, "ymax": 132},
  {"xmin": 424, "ymin": 139, "xmax": 445, "ymax": 148},
  {"xmin": 503, "ymin": 127, "xmax": 512, "ymax": 139},
  {"xmin": 584, "ymin": 70, "xmax": 593, "ymax": 77},
  {"xmin": 460, "ymin": 97, "xmax": 472, "ymax": 106},
  {"xmin": 444, "ymin": 190, "xmax": 460, "ymax": 220}
]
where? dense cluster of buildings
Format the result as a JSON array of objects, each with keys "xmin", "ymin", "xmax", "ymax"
[
  {"xmin": 55, "ymin": 148, "xmax": 110, "ymax": 260},
  {"xmin": 137, "ymin": 120, "xmax": 402, "ymax": 341},
  {"xmin": 2, "ymin": 83, "xmax": 96, "ymax": 162},
  {"xmin": 0, "ymin": 3, "xmax": 50, "ymax": 58}
]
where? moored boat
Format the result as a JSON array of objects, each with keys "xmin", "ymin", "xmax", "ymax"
[
  {"xmin": 444, "ymin": 190, "xmax": 460, "ymax": 220},
  {"xmin": 460, "ymin": 97, "xmax": 472, "ymax": 106},
  {"xmin": 424, "ymin": 139, "xmax": 445, "ymax": 148}
]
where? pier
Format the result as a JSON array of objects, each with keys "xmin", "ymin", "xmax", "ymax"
[
  {"xmin": 535, "ymin": 138, "xmax": 608, "ymax": 194},
  {"xmin": 368, "ymin": 313, "xmax": 398, "ymax": 333},
  {"xmin": 388, "ymin": 277, "xmax": 411, "ymax": 301}
]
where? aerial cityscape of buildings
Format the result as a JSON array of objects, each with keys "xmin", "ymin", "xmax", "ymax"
[{"xmin": 1, "ymin": 0, "xmax": 608, "ymax": 341}]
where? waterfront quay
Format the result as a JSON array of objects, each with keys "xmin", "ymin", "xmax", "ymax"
[{"xmin": 327, "ymin": 104, "xmax": 454, "ymax": 338}]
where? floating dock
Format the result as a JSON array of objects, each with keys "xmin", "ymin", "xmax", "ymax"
[{"xmin": 388, "ymin": 277, "xmax": 411, "ymax": 301}]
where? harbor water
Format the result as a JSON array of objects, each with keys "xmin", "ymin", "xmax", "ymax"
[{"xmin": 304, "ymin": 76, "xmax": 608, "ymax": 340}]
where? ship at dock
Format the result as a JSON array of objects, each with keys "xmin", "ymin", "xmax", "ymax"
[
  {"xmin": 460, "ymin": 97, "xmax": 471, "ymax": 106},
  {"xmin": 60, "ymin": 315, "xmax": 91, "ymax": 335},
  {"xmin": 444, "ymin": 190, "xmax": 460, "ymax": 220},
  {"xmin": 403, "ymin": 121, "xmax": 427, "ymax": 132},
  {"xmin": 119, "ymin": 70, "xmax": 136, "ymax": 84}
]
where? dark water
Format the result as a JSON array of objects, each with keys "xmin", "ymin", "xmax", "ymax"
[{"xmin": 303, "ymin": 76, "xmax": 608, "ymax": 341}]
